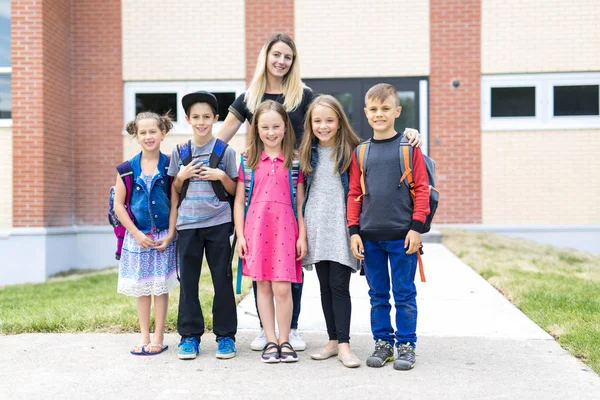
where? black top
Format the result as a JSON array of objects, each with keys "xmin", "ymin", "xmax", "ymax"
[{"xmin": 228, "ymin": 87, "xmax": 314, "ymax": 146}]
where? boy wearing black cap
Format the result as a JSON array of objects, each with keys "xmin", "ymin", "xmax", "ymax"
[{"xmin": 168, "ymin": 91, "xmax": 238, "ymax": 360}]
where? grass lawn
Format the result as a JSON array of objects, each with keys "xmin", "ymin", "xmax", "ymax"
[
  {"xmin": 0, "ymin": 258, "xmax": 251, "ymax": 335},
  {"xmin": 441, "ymin": 228, "xmax": 600, "ymax": 374}
]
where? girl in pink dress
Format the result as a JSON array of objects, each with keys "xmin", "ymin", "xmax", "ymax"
[{"xmin": 234, "ymin": 100, "xmax": 307, "ymax": 363}]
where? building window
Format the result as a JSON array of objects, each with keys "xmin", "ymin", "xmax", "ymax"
[
  {"xmin": 135, "ymin": 93, "xmax": 178, "ymax": 121},
  {"xmin": 482, "ymin": 73, "xmax": 600, "ymax": 130},
  {"xmin": 553, "ymin": 85, "xmax": 599, "ymax": 117},
  {"xmin": 491, "ymin": 87, "xmax": 536, "ymax": 117},
  {"xmin": 124, "ymin": 81, "xmax": 246, "ymax": 134},
  {"xmin": 0, "ymin": 0, "xmax": 11, "ymax": 123}
]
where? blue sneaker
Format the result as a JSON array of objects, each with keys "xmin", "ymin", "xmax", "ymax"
[
  {"xmin": 177, "ymin": 337, "xmax": 200, "ymax": 360},
  {"xmin": 216, "ymin": 337, "xmax": 237, "ymax": 359}
]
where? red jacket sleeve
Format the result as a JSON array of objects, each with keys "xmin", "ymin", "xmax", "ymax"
[
  {"xmin": 410, "ymin": 147, "xmax": 430, "ymax": 232},
  {"xmin": 347, "ymin": 151, "xmax": 363, "ymax": 236}
]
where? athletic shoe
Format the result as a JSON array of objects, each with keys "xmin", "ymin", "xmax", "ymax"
[
  {"xmin": 250, "ymin": 330, "xmax": 267, "ymax": 351},
  {"xmin": 289, "ymin": 329, "xmax": 306, "ymax": 351},
  {"xmin": 366, "ymin": 340, "xmax": 394, "ymax": 368},
  {"xmin": 393, "ymin": 343, "xmax": 416, "ymax": 370},
  {"xmin": 216, "ymin": 337, "xmax": 237, "ymax": 359},
  {"xmin": 177, "ymin": 337, "xmax": 200, "ymax": 360}
]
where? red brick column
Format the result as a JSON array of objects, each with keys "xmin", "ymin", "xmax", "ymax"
[
  {"xmin": 12, "ymin": 0, "xmax": 73, "ymax": 227},
  {"xmin": 429, "ymin": 0, "xmax": 482, "ymax": 223},
  {"xmin": 72, "ymin": 0, "xmax": 123, "ymax": 224},
  {"xmin": 12, "ymin": 0, "xmax": 122, "ymax": 228},
  {"xmin": 245, "ymin": 0, "xmax": 295, "ymax": 83}
]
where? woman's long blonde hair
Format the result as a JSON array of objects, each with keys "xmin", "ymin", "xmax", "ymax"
[
  {"xmin": 245, "ymin": 33, "xmax": 304, "ymax": 115},
  {"xmin": 246, "ymin": 100, "xmax": 297, "ymax": 169},
  {"xmin": 299, "ymin": 95, "xmax": 361, "ymax": 176}
]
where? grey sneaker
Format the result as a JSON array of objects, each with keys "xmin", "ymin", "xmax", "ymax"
[
  {"xmin": 366, "ymin": 340, "xmax": 394, "ymax": 368},
  {"xmin": 393, "ymin": 343, "xmax": 416, "ymax": 370}
]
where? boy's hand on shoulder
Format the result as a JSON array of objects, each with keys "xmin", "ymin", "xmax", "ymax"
[
  {"xmin": 405, "ymin": 230, "xmax": 421, "ymax": 254},
  {"xmin": 199, "ymin": 166, "xmax": 226, "ymax": 182},
  {"xmin": 350, "ymin": 234, "xmax": 364, "ymax": 260},
  {"xmin": 178, "ymin": 160, "xmax": 202, "ymax": 181},
  {"xmin": 296, "ymin": 236, "xmax": 307, "ymax": 261}
]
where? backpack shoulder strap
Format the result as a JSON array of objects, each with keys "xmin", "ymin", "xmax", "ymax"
[
  {"xmin": 163, "ymin": 154, "xmax": 174, "ymax": 200},
  {"xmin": 241, "ymin": 154, "xmax": 255, "ymax": 215},
  {"xmin": 355, "ymin": 139, "xmax": 370, "ymax": 199},
  {"xmin": 177, "ymin": 140, "xmax": 193, "ymax": 207},
  {"xmin": 289, "ymin": 158, "xmax": 301, "ymax": 218},
  {"xmin": 116, "ymin": 161, "xmax": 135, "ymax": 218},
  {"xmin": 399, "ymin": 138, "xmax": 415, "ymax": 199},
  {"xmin": 209, "ymin": 139, "xmax": 230, "ymax": 201}
]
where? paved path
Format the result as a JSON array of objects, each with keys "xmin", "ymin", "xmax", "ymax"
[{"xmin": 1, "ymin": 244, "xmax": 599, "ymax": 399}]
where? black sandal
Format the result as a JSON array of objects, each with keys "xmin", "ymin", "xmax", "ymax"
[
  {"xmin": 279, "ymin": 341, "xmax": 298, "ymax": 363},
  {"xmin": 261, "ymin": 341, "xmax": 280, "ymax": 363}
]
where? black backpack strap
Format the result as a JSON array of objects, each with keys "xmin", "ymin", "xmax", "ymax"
[
  {"xmin": 209, "ymin": 138, "xmax": 230, "ymax": 202},
  {"xmin": 163, "ymin": 154, "xmax": 174, "ymax": 200},
  {"xmin": 177, "ymin": 140, "xmax": 192, "ymax": 208}
]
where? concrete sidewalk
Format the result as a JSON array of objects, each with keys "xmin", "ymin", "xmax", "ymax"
[{"xmin": 1, "ymin": 244, "xmax": 599, "ymax": 399}]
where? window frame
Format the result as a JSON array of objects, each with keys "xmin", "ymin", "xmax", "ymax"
[
  {"xmin": 0, "ymin": 66, "xmax": 11, "ymax": 126},
  {"xmin": 482, "ymin": 72, "xmax": 600, "ymax": 131},
  {"xmin": 124, "ymin": 80, "xmax": 247, "ymax": 135}
]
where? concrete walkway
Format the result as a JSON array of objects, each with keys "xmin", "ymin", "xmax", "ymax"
[{"xmin": 1, "ymin": 244, "xmax": 599, "ymax": 399}]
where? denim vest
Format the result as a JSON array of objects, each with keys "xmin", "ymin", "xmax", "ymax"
[
  {"xmin": 303, "ymin": 140, "xmax": 350, "ymax": 215},
  {"xmin": 129, "ymin": 152, "xmax": 171, "ymax": 234}
]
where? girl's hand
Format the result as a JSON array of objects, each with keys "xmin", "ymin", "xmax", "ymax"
[
  {"xmin": 237, "ymin": 236, "xmax": 248, "ymax": 259},
  {"xmin": 199, "ymin": 166, "xmax": 225, "ymax": 182},
  {"xmin": 153, "ymin": 234, "xmax": 174, "ymax": 252},
  {"xmin": 350, "ymin": 234, "xmax": 364, "ymax": 260},
  {"xmin": 296, "ymin": 236, "xmax": 307, "ymax": 261},
  {"xmin": 178, "ymin": 160, "xmax": 203, "ymax": 181},
  {"xmin": 133, "ymin": 231, "xmax": 156, "ymax": 249}
]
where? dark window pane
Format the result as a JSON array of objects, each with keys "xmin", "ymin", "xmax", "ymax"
[
  {"xmin": 0, "ymin": 73, "xmax": 10, "ymax": 118},
  {"xmin": 491, "ymin": 87, "xmax": 535, "ymax": 117},
  {"xmin": 0, "ymin": 2, "xmax": 10, "ymax": 67},
  {"xmin": 554, "ymin": 85, "xmax": 599, "ymax": 116},
  {"xmin": 135, "ymin": 93, "xmax": 177, "ymax": 121},
  {"xmin": 395, "ymin": 91, "xmax": 415, "ymax": 133},
  {"xmin": 213, "ymin": 92, "xmax": 236, "ymax": 121},
  {"xmin": 332, "ymin": 92, "xmax": 353, "ymax": 123}
]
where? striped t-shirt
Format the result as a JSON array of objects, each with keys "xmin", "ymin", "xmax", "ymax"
[{"xmin": 168, "ymin": 137, "xmax": 238, "ymax": 231}]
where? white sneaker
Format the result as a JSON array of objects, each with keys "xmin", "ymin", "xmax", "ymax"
[
  {"xmin": 289, "ymin": 329, "xmax": 306, "ymax": 351},
  {"xmin": 250, "ymin": 330, "xmax": 267, "ymax": 351}
]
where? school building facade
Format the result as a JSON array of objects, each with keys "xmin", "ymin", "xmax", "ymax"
[{"xmin": 1, "ymin": 0, "xmax": 599, "ymax": 285}]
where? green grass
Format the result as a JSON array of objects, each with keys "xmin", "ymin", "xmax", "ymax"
[
  {"xmin": 441, "ymin": 228, "xmax": 600, "ymax": 374},
  {"xmin": 0, "ymin": 259, "xmax": 251, "ymax": 335}
]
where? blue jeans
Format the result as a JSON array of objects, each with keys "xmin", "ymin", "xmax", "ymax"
[{"xmin": 363, "ymin": 239, "xmax": 418, "ymax": 347}]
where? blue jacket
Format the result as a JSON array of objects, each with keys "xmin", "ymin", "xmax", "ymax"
[
  {"xmin": 129, "ymin": 152, "xmax": 171, "ymax": 234},
  {"xmin": 303, "ymin": 140, "xmax": 350, "ymax": 215}
]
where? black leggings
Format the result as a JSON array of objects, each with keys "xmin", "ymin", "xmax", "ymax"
[{"xmin": 315, "ymin": 260, "xmax": 352, "ymax": 344}]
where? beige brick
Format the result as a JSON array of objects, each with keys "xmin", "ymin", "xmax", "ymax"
[
  {"xmin": 0, "ymin": 127, "xmax": 12, "ymax": 228},
  {"xmin": 482, "ymin": 130, "xmax": 600, "ymax": 224},
  {"xmin": 295, "ymin": 0, "xmax": 429, "ymax": 78},
  {"xmin": 482, "ymin": 0, "xmax": 600, "ymax": 73},
  {"xmin": 122, "ymin": 0, "xmax": 245, "ymax": 80}
]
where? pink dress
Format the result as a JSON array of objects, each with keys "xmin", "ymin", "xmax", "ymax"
[{"xmin": 238, "ymin": 152, "xmax": 304, "ymax": 283}]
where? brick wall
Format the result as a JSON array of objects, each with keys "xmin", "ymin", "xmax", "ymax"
[
  {"xmin": 122, "ymin": 0, "xmax": 244, "ymax": 81},
  {"xmin": 482, "ymin": 0, "xmax": 600, "ymax": 74},
  {"xmin": 430, "ymin": 0, "xmax": 481, "ymax": 223},
  {"xmin": 295, "ymin": 0, "xmax": 429, "ymax": 78},
  {"xmin": 245, "ymin": 0, "xmax": 294, "ymax": 83},
  {"xmin": 12, "ymin": 0, "xmax": 64, "ymax": 227},
  {"xmin": 72, "ymin": 0, "xmax": 123, "ymax": 224}
]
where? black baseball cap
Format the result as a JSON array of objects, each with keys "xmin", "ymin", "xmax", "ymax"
[{"xmin": 182, "ymin": 91, "xmax": 218, "ymax": 115}]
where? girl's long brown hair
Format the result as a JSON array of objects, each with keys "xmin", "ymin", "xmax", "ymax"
[
  {"xmin": 246, "ymin": 100, "xmax": 297, "ymax": 169},
  {"xmin": 299, "ymin": 95, "xmax": 360, "ymax": 175}
]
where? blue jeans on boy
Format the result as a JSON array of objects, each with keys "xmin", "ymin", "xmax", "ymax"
[{"xmin": 363, "ymin": 239, "xmax": 418, "ymax": 348}]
